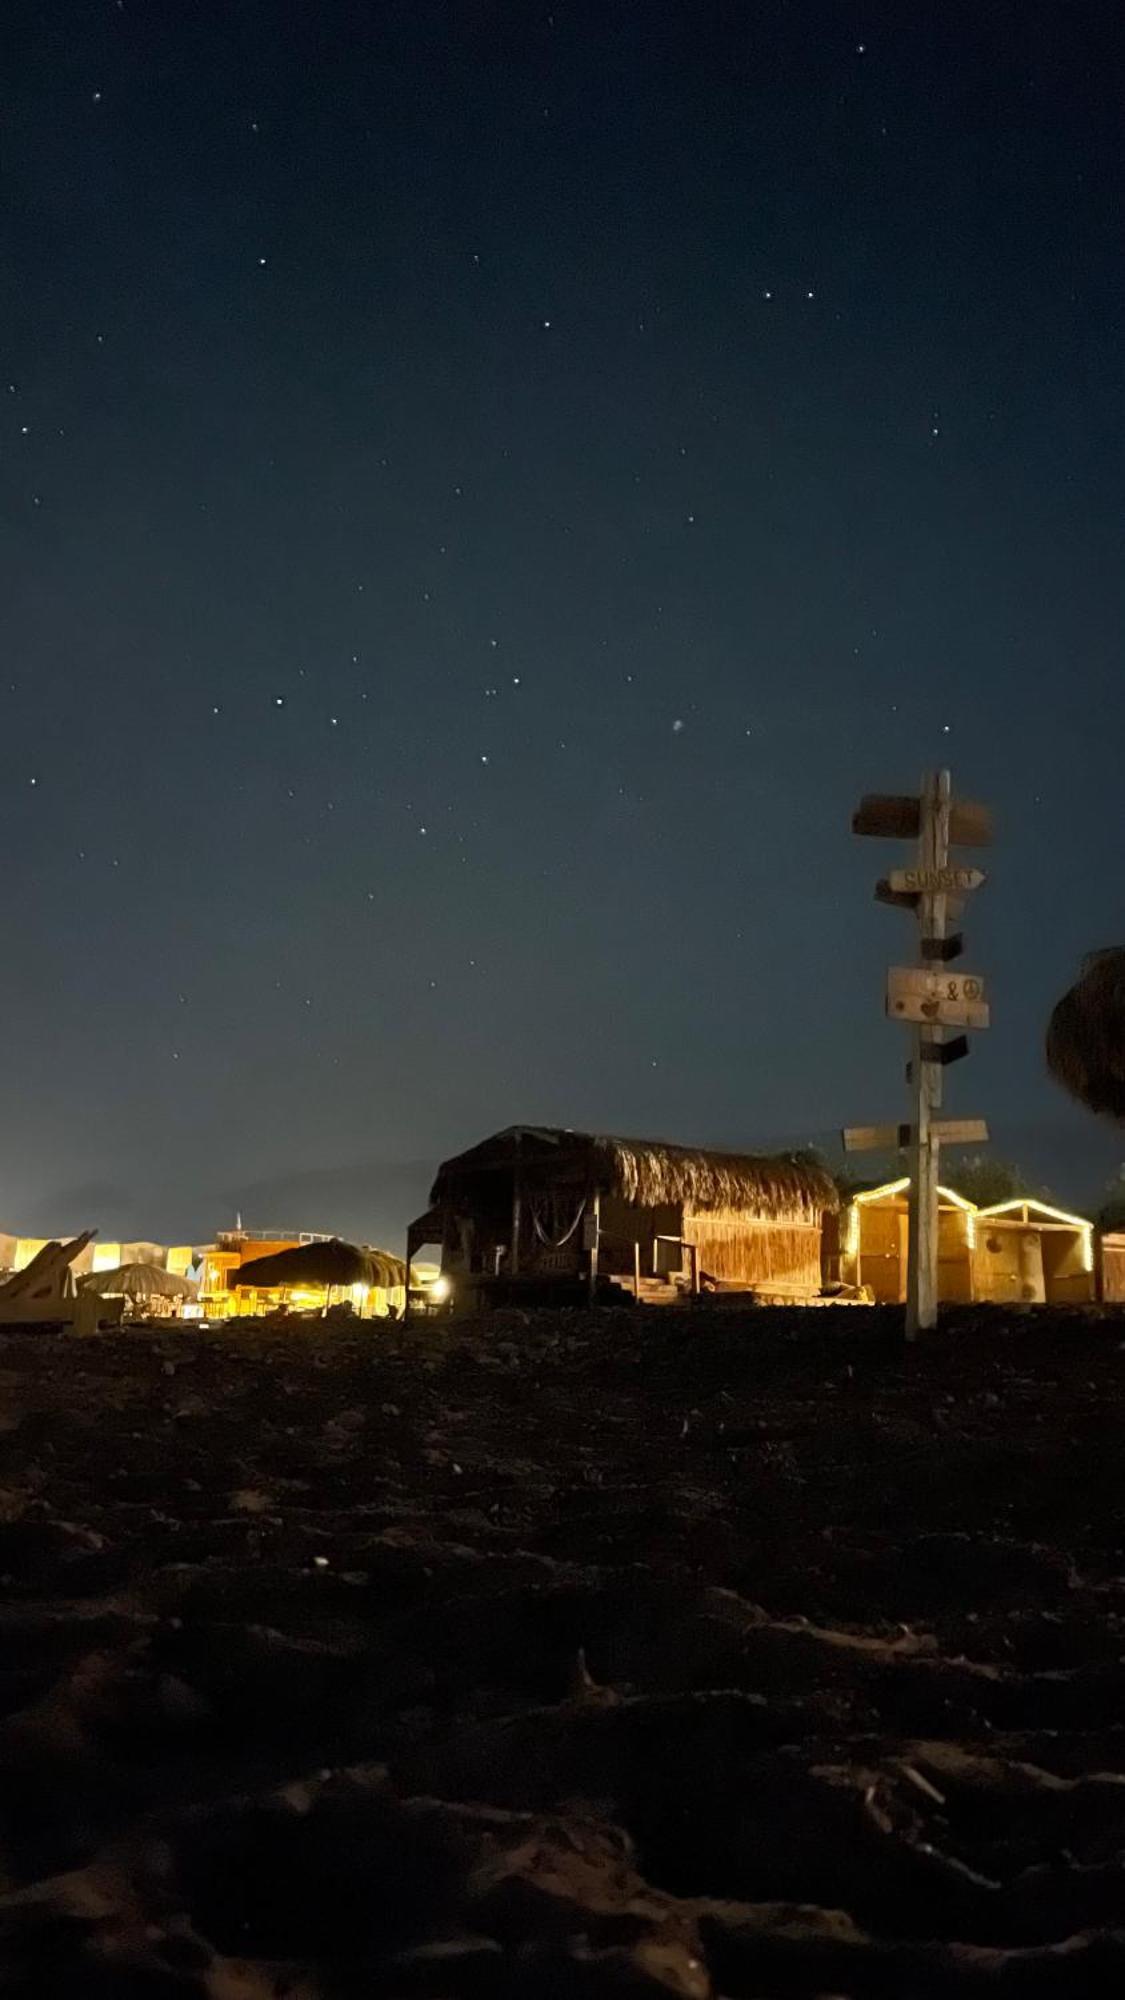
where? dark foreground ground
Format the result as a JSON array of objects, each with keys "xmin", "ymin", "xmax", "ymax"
[{"xmin": 3, "ymin": 1306, "xmax": 1125, "ymax": 1997}]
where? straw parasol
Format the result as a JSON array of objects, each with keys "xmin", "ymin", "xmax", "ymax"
[
  {"xmin": 1047, "ymin": 949, "xmax": 1125, "ymax": 1124},
  {"xmin": 80, "ymin": 1262, "xmax": 198, "ymax": 1300},
  {"xmin": 232, "ymin": 1238, "xmax": 405, "ymax": 1292}
]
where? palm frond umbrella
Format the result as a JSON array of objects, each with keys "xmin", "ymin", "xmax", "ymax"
[
  {"xmin": 1047, "ymin": 948, "xmax": 1125, "ymax": 1123},
  {"xmin": 232, "ymin": 1238, "xmax": 405, "ymax": 1295},
  {"xmin": 80, "ymin": 1262, "xmax": 198, "ymax": 1300}
]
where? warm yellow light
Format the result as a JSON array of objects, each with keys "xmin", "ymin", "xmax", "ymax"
[
  {"xmin": 966, "ymin": 1213, "xmax": 976, "ymax": 1250},
  {"xmin": 854, "ymin": 1178, "xmax": 910, "ymax": 1204},
  {"xmin": 1081, "ymin": 1230, "xmax": 1095, "ymax": 1273},
  {"xmin": 853, "ymin": 1178, "xmax": 977, "ymax": 1214},
  {"xmin": 430, "ymin": 1275, "xmax": 450, "ymax": 1302},
  {"xmin": 844, "ymin": 1204, "xmax": 860, "ymax": 1259},
  {"xmin": 938, "ymin": 1185, "xmax": 978, "ymax": 1215},
  {"xmin": 977, "ymin": 1196, "xmax": 1094, "ymax": 1231}
]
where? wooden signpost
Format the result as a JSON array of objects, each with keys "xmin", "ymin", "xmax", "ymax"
[{"xmin": 850, "ymin": 770, "xmax": 993, "ymax": 1338}]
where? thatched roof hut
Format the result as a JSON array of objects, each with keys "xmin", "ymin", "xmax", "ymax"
[
  {"xmin": 1047, "ymin": 949, "xmax": 1125, "ymax": 1123},
  {"xmin": 431, "ymin": 1127, "xmax": 834, "ymax": 1216},
  {"xmin": 421, "ymin": 1126, "xmax": 836, "ymax": 1307}
]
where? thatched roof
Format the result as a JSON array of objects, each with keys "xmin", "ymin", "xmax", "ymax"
[
  {"xmin": 232, "ymin": 1238, "xmax": 405, "ymax": 1291},
  {"xmin": 80, "ymin": 1262, "xmax": 197, "ymax": 1300},
  {"xmin": 1047, "ymin": 949, "xmax": 1125, "ymax": 1124},
  {"xmin": 431, "ymin": 1127, "xmax": 836, "ymax": 1218}
]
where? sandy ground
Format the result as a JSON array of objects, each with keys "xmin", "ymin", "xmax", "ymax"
[{"xmin": 3, "ymin": 1304, "xmax": 1125, "ymax": 1996}]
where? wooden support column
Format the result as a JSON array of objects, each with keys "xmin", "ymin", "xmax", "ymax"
[
  {"xmin": 587, "ymin": 1188, "xmax": 600, "ymax": 1304},
  {"xmin": 850, "ymin": 769, "xmax": 992, "ymax": 1343},
  {"xmin": 906, "ymin": 770, "xmax": 950, "ymax": 1339}
]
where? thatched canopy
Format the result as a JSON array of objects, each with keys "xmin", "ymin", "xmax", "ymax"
[
  {"xmin": 81, "ymin": 1262, "xmax": 197, "ymax": 1301},
  {"xmin": 232, "ymin": 1238, "xmax": 405, "ymax": 1291},
  {"xmin": 1047, "ymin": 949, "xmax": 1125, "ymax": 1124},
  {"xmin": 431, "ymin": 1127, "xmax": 837, "ymax": 1218}
]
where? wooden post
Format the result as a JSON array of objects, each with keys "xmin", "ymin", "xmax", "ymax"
[
  {"xmin": 587, "ymin": 1189, "xmax": 600, "ymax": 1304},
  {"xmin": 510, "ymin": 1134, "xmax": 522, "ymax": 1277},
  {"xmin": 633, "ymin": 1238, "xmax": 641, "ymax": 1300},
  {"xmin": 906, "ymin": 770, "xmax": 951, "ymax": 1338},
  {"xmin": 1017, "ymin": 1229, "xmax": 1045, "ymax": 1308}
]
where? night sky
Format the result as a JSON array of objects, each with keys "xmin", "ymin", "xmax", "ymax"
[{"xmin": 5, "ymin": 0, "xmax": 1124, "ymax": 1248}]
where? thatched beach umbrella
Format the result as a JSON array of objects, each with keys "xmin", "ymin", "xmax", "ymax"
[
  {"xmin": 1047, "ymin": 949, "xmax": 1125, "ymax": 1123},
  {"xmin": 80, "ymin": 1262, "xmax": 198, "ymax": 1300},
  {"xmin": 233, "ymin": 1238, "xmax": 405, "ymax": 1293}
]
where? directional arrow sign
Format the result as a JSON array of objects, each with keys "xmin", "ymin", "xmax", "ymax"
[
  {"xmin": 887, "ymin": 966, "xmax": 990, "ymax": 1029},
  {"xmin": 853, "ymin": 795, "xmax": 993, "ymax": 846},
  {"xmin": 931, "ymin": 1118, "xmax": 989, "ymax": 1145},
  {"xmin": 845, "ymin": 1115, "xmax": 988, "ymax": 1150},
  {"xmin": 921, "ymin": 933, "xmax": 964, "ymax": 962},
  {"xmin": 843, "ymin": 1123, "xmax": 911, "ymax": 1153},
  {"xmin": 919, "ymin": 1034, "xmax": 970, "ymax": 1067},
  {"xmin": 888, "ymin": 866, "xmax": 986, "ymax": 895}
]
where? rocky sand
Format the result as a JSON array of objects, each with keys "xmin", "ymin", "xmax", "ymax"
[{"xmin": 3, "ymin": 1305, "xmax": 1125, "ymax": 1996}]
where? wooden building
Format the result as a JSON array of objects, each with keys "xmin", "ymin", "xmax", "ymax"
[
  {"xmin": 409, "ymin": 1126, "xmax": 837, "ymax": 1310},
  {"xmin": 973, "ymin": 1198, "xmax": 1095, "ymax": 1306},
  {"xmin": 838, "ymin": 1177, "xmax": 977, "ymax": 1304}
]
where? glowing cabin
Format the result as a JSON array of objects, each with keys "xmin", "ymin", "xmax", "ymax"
[
  {"xmin": 972, "ymin": 1198, "xmax": 1095, "ymax": 1306},
  {"xmin": 838, "ymin": 1177, "xmax": 977, "ymax": 1304}
]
